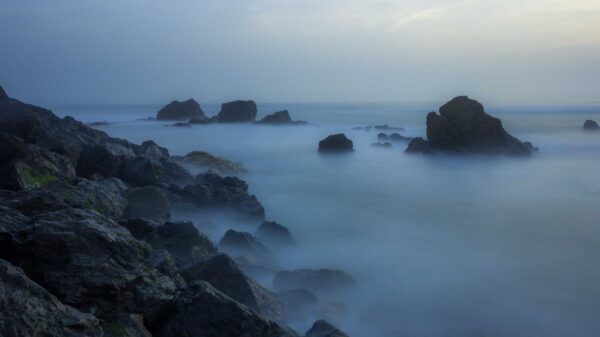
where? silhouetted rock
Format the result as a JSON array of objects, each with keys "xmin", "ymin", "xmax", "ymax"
[
  {"xmin": 274, "ymin": 269, "xmax": 356, "ymax": 293},
  {"xmin": 257, "ymin": 110, "xmax": 306, "ymax": 125},
  {"xmin": 583, "ymin": 119, "xmax": 599, "ymax": 130},
  {"xmin": 305, "ymin": 320, "xmax": 349, "ymax": 337},
  {"xmin": 123, "ymin": 186, "xmax": 171, "ymax": 223},
  {"xmin": 189, "ymin": 117, "xmax": 211, "ymax": 124},
  {"xmin": 156, "ymin": 99, "xmax": 206, "ymax": 121},
  {"xmin": 219, "ymin": 229, "xmax": 273, "ymax": 263},
  {"xmin": 217, "ymin": 100, "xmax": 257, "ymax": 123},
  {"xmin": 0, "ymin": 259, "xmax": 103, "ymax": 337},
  {"xmin": 390, "ymin": 132, "xmax": 411, "ymax": 141},
  {"xmin": 77, "ymin": 143, "xmax": 135, "ymax": 178},
  {"xmin": 405, "ymin": 137, "xmax": 434, "ymax": 154},
  {"xmin": 168, "ymin": 122, "xmax": 192, "ymax": 128},
  {"xmin": 87, "ymin": 121, "xmax": 114, "ymax": 127},
  {"xmin": 318, "ymin": 134, "xmax": 353, "ymax": 152},
  {"xmin": 174, "ymin": 151, "xmax": 247, "ymax": 174},
  {"xmin": 149, "ymin": 281, "xmax": 299, "ymax": 337},
  {"xmin": 415, "ymin": 96, "xmax": 533, "ymax": 155},
  {"xmin": 374, "ymin": 124, "xmax": 404, "ymax": 131},
  {"xmin": 256, "ymin": 221, "xmax": 295, "ymax": 248},
  {"xmin": 181, "ymin": 253, "xmax": 284, "ymax": 321}
]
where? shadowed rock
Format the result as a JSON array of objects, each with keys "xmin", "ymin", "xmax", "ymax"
[
  {"xmin": 219, "ymin": 229, "xmax": 273, "ymax": 263},
  {"xmin": 156, "ymin": 99, "xmax": 206, "ymax": 121},
  {"xmin": 279, "ymin": 288, "xmax": 318, "ymax": 322},
  {"xmin": 583, "ymin": 119, "xmax": 599, "ymax": 130},
  {"xmin": 256, "ymin": 221, "xmax": 295, "ymax": 248},
  {"xmin": 217, "ymin": 100, "xmax": 257, "ymax": 123},
  {"xmin": 318, "ymin": 134, "xmax": 353, "ymax": 152},
  {"xmin": 123, "ymin": 186, "xmax": 171, "ymax": 223},
  {"xmin": 258, "ymin": 110, "xmax": 292, "ymax": 124},
  {"xmin": 405, "ymin": 137, "xmax": 434, "ymax": 154},
  {"xmin": 304, "ymin": 320, "xmax": 349, "ymax": 337}
]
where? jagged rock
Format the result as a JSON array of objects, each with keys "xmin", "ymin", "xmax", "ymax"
[
  {"xmin": 143, "ymin": 221, "xmax": 218, "ymax": 267},
  {"xmin": 273, "ymin": 269, "xmax": 356, "ymax": 293},
  {"xmin": 318, "ymin": 134, "xmax": 353, "ymax": 152},
  {"xmin": 217, "ymin": 100, "xmax": 257, "ymax": 123},
  {"xmin": 0, "ymin": 207, "xmax": 177, "ymax": 317},
  {"xmin": 256, "ymin": 110, "xmax": 309, "ymax": 125},
  {"xmin": 156, "ymin": 99, "xmax": 206, "ymax": 121},
  {"xmin": 175, "ymin": 151, "xmax": 247, "ymax": 174},
  {"xmin": 77, "ymin": 142, "xmax": 136, "ymax": 178},
  {"xmin": 140, "ymin": 140, "xmax": 170, "ymax": 161},
  {"xmin": 149, "ymin": 281, "xmax": 299, "ymax": 337},
  {"xmin": 256, "ymin": 221, "xmax": 295, "ymax": 248},
  {"xmin": 181, "ymin": 253, "xmax": 283, "ymax": 321},
  {"xmin": 150, "ymin": 249, "xmax": 187, "ymax": 289},
  {"xmin": 405, "ymin": 137, "xmax": 434, "ymax": 154},
  {"xmin": 123, "ymin": 186, "xmax": 171, "ymax": 223},
  {"xmin": 101, "ymin": 312, "xmax": 152, "ymax": 337},
  {"xmin": 279, "ymin": 288, "xmax": 318, "ymax": 322},
  {"xmin": 415, "ymin": 96, "xmax": 533, "ymax": 155},
  {"xmin": 219, "ymin": 229, "xmax": 273, "ymax": 262},
  {"xmin": 180, "ymin": 172, "xmax": 265, "ymax": 220},
  {"xmin": 304, "ymin": 320, "xmax": 349, "ymax": 337},
  {"xmin": 0, "ymin": 259, "xmax": 103, "ymax": 337},
  {"xmin": 378, "ymin": 132, "xmax": 410, "ymax": 142},
  {"xmin": 583, "ymin": 119, "xmax": 599, "ymax": 130},
  {"xmin": 122, "ymin": 156, "xmax": 159, "ymax": 186}
]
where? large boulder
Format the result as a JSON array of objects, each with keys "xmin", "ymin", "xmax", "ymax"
[
  {"xmin": 0, "ymin": 259, "xmax": 103, "ymax": 337},
  {"xmin": 273, "ymin": 269, "xmax": 356, "ymax": 293},
  {"xmin": 411, "ymin": 96, "xmax": 533, "ymax": 155},
  {"xmin": 180, "ymin": 172, "xmax": 265, "ymax": 220},
  {"xmin": 318, "ymin": 134, "xmax": 353, "ymax": 152},
  {"xmin": 256, "ymin": 221, "xmax": 296, "ymax": 248},
  {"xmin": 174, "ymin": 151, "xmax": 247, "ymax": 174},
  {"xmin": 258, "ymin": 110, "xmax": 292, "ymax": 124},
  {"xmin": 583, "ymin": 119, "xmax": 599, "ymax": 130},
  {"xmin": 216, "ymin": 100, "xmax": 257, "ymax": 123},
  {"xmin": 304, "ymin": 320, "xmax": 349, "ymax": 337},
  {"xmin": 181, "ymin": 253, "xmax": 284, "ymax": 321},
  {"xmin": 156, "ymin": 99, "xmax": 206, "ymax": 121},
  {"xmin": 150, "ymin": 281, "xmax": 299, "ymax": 337},
  {"xmin": 123, "ymin": 186, "xmax": 171, "ymax": 223},
  {"xmin": 219, "ymin": 229, "xmax": 273, "ymax": 263},
  {"xmin": 77, "ymin": 142, "xmax": 136, "ymax": 178}
]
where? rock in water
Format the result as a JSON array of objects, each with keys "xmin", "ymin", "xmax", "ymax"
[
  {"xmin": 414, "ymin": 96, "xmax": 533, "ymax": 155},
  {"xmin": 0, "ymin": 259, "xmax": 103, "ymax": 337},
  {"xmin": 405, "ymin": 137, "xmax": 434, "ymax": 154},
  {"xmin": 156, "ymin": 99, "xmax": 206, "ymax": 121},
  {"xmin": 150, "ymin": 281, "xmax": 299, "ymax": 337},
  {"xmin": 304, "ymin": 320, "xmax": 349, "ymax": 337},
  {"xmin": 176, "ymin": 150, "xmax": 247, "ymax": 174},
  {"xmin": 258, "ymin": 110, "xmax": 292, "ymax": 124},
  {"xmin": 318, "ymin": 134, "xmax": 353, "ymax": 152},
  {"xmin": 256, "ymin": 221, "xmax": 296, "ymax": 248},
  {"xmin": 274, "ymin": 269, "xmax": 356, "ymax": 293},
  {"xmin": 217, "ymin": 100, "xmax": 257, "ymax": 123},
  {"xmin": 219, "ymin": 229, "xmax": 273, "ymax": 263},
  {"xmin": 583, "ymin": 119, "xmax": 599, "ymax": 130},
  {"xmin": 181, "ymin": 253, "xmax": 284, "ymax": 321}
]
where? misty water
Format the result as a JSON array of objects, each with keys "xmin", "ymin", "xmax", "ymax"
[{"xmin": 52, "ymin": 102, "xmax": 600, "ymax": 337}]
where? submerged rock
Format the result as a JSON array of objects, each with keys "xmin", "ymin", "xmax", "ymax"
[
  {"xmin": 273, "ymin": 269, "xmax": 356, "ymax": 293},
  {"xmin": 217, "ymin": 100, "xmax": 257, "ymax": 123},
  {"xmin": 0, "ymin": 259, "xmax": 103, "ymax": 337},
  {"xmin": 256, "ymin": 221, "xmax": 296, "ymax": 248},
  {"xmin": 583, "ymin": 119, "xmax": 599, "ymax": 130},
  {"xmin": 150, "ymin": 281, "xmax": 299, "ymax": 337},
  {"xmin": 175, "ymin": 151, "xmax": 247, "ymax": 174},
  {"xmin": 156, "ymin": 99, "xmax": 206, "ymax": 121},
  {"xmin": 181, "ymin": 253, "xmax": 284, "ymax": 321},
  {"xmin": 219, "ymin": 229, "xmax": 273, "ymax": 263},
  {"xmin": 318, "ymin": 134, "xmax": 353, "ymax": 152},
  {"xmin": 304, "ymin": 320, "xmax": 349, "ymax": 337}
]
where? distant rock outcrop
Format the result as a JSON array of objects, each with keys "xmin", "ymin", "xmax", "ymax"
[
  {"xmin": 407, "ymin": 96, "xmax": 534, "ymax": 155},
  {"xmin": 583, "ymin": 119, "xmax": 599, "ymax": 130},
  {"xmin": 258, "ymin": 110, "xmax": 292, "ymax": 124},
  {"xmin": 318, "ymin": 134, "xmax": 353, "ymax": 152},
  {"xmin": 217, "ymin": 100, "xmax": 257, "ymax": 123},
  {"xmin": 156, "ymin": 99, "xmax": 206, "ymax": 121}
]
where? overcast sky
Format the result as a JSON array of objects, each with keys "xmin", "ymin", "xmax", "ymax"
[{"xmin": 1, "ymin": 0, "xmax": 599, "ymax": 105}]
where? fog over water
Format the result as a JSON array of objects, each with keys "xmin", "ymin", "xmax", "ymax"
[{"xmin": 54, "ymin": 103, "xmax": 600, "ymax": 337}]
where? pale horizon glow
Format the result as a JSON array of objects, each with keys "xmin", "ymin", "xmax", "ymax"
[{"xmin": 0, "ymin": 0, "xmax": 599, "ymax": 105}]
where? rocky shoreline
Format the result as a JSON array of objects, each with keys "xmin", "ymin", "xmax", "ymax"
[{"xmin": 0, "ymin": 86, "xmax": 350, "ymax": 337}]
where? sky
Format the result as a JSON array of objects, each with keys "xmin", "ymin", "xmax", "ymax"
[{"xmin": 0, "ymin": 0, "xmax": 599, "ymax": 105}]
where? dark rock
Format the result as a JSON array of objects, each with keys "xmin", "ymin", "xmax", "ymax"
[
  {"xmin": 176, "ymin": 151, "xmax": 247, "ymax": 174},
  {"xmin": 181, "ymin": 253, "xmax": 284, "ymax": 321},
  {"xmin": 258, "ymin": 110, "xmax": 292, "ymax": 124},
  {"xmin": 318, "ymin": 134, "xmax": 353, "ymax": 152},
  {"xmin": 143, "ymin": 221, "xmax": 218, "ymax": 267},
  {"xmin": 374, "ymin": 124, "xmax": 404, "ymax": 131},
  {"xmin": 377, "ymin": 132, "xmax": 390, "ymax": 141},
  {"xmin": 390, "ymin": 132, "xmax": 411, "ymax": 141},
  {"xmin": 150, "ymin": 281, "xmax": 299, "ymax": 337},
  {"xmin": 0, "ymin": 259, "xmax": 103, "ymax": 337},
  {"xmin": 420, "ymin": 96, "xmax": 533, "ymax": 155},
  {"xmin": 217, "ymin": 100, "xmax": 257, "ymax": 123},
  {"xmin": 87, "ymin": 121, "xmax": 114, "ymax": 127},
  {"xmin": 189, "ymin": 118, "xmax": 211, "ymax": 124},
  {"xmin": 256, "ymin": 221, "xmax": 295, "ymax": 248},
  {"xmin": 523, "ymin": 141, "xmax": 539, "ymax": 152},
  {"xmin": 316, "ymin": 303, "xmax": 348, "ymax": 326},
  {"xmin": 305, "ymin": 320, "xmax": 349, "ymax": 337},
  {"xmin": 583, "ymin": 119, "xmax": 599, "ymax": 130},
  {"xmin": 180, "ymin": 172, "xmax": 265, "ymax": 220},
  {"xmin": 122, "ymin": 156, "xmax": 159, "ymax": 187},
  {"xmin": 219, "ymin": 229, "xmax": 273, "ymax": 263},
  {"xmin": 123, "ymin": 186, "xmax": 171, "ymax": 223},
  {"xmin": 0, "ymin": 85, "xmax": 6, "ymax": 99},
  {"xmin": 156, "ymin": 157, "xmax": 194, "ymax": 186},
  {"xmin": 77, "ymin": 143, "xmax": 135, "ymax": 178},
  {"xmin": 273, "ymin": 269, "xmax": 356, "ymax": 293},
  {"xmin": 140, "ymin": 140, "xmax": 170, "ymax": 161},
  {"xmin": 371, "ymin": 142, "xmax": 392, "ymax": 148},
  {"xmin": 150, "ymin": 249, "xmax": 187, "ymax": 289},
  {"xmin": 405, "ymin": 137, "xmax": 434, "ymax": 154},
  {"xmin": 156, "ymin": 99, "xmax": 206, "ymax": 121},
  {"xmin": 168, "ymin": 122, "xmax": 192, "ymax": 128},
  {"xmin": 101, "ymin": 312, "xmax": 151, "ymax": 337}
]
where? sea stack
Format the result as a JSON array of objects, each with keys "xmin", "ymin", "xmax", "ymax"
[
  {"xmin": 583, "ymin": 119, "xmax": 599, "ymax": 130},
  {"xmin": 156, "ymin": 99, "xmax": 206, "ymax": 121},
  {"xmin": 216, "ymin": 100, "xmax": 257, "ymax": 123},
  {"xmin": 318, "ymin": 134, "xmax": 354, "ymax": 152}
]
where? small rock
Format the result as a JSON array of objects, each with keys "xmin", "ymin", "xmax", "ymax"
[
  {"xmin": 318, "ymin": 134, "xmax": 353, "ymax": 152},
  {"xmin": 583, "ymin": 119, "xmax": 599, "ymax": 130}
]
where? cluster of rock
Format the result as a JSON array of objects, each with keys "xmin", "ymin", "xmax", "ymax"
[
  {"xmin": 0, "ymin": 86, "xmax": 351, "ymax": 337},
  {"xmin": 406, "ymin": 96, "xmax": 536, "ymax": 156},
  {"xmin": 155, "ymin": 99, "xmax": 307, "ymax": 126}
]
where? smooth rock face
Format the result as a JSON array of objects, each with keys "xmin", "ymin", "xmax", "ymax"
[
  {"xmin": 181, "ymin": 253, "xmax": 284, "ymax": 321},
  {"xmin": 273, "ymin": 269, "xmax": 356, "ymax": 293},
  {"xmin": 156, "ymin": 99, "xmax": 206, "ymax": 121},
  {"xmin": 304, "ymin": 320, "xmax": 349, "ymax": 337},
  {"xmin": 417, "ymin": 96, "xmax": 533, "ymax": 155},
  {"xmin": 219, "ymin": 229, "xmax": 273, "ymax": 262},
  {"xmin": 256, "ymin": 221, "xmax": 296, "ymax": 248},
  {"xmin": 583, "ymin": 119, "xmax": 599, "ymax": 130},
  {"xmin": 217, "ymin": 100, "xmax": 258, "ymax": 123},
  {"xmin": 318, "ymin": 134, "xmax": 353, "ymax": 152},
  {"xmin": 150, "ymin": 281, "xmax": 299, "ymax": 337},
  {"xmin": 258, "ymin": 110, "xmax": 292, "ymax": 124},
  {"xmin": 124, "ymin": 186, "xmax": 171, "ymax": 223}
]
